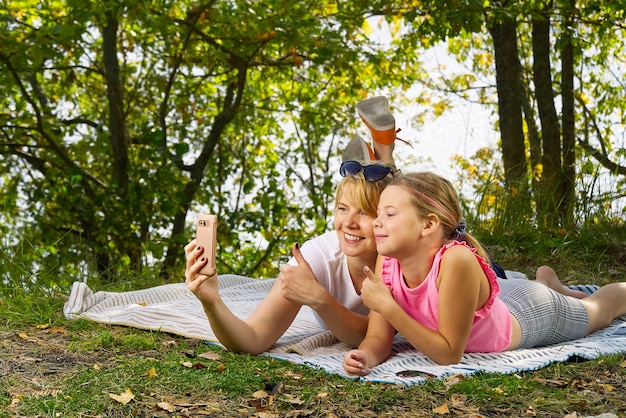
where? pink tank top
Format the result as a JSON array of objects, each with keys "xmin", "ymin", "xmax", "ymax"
[{"xmin": 381, "ymin": 241, "xmax": 512, "ymax": 353}]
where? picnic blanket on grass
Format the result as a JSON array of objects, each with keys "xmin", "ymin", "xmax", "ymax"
[{"xmin": 63, "ymin": 274, "xmax": 626, "ymax": 386}]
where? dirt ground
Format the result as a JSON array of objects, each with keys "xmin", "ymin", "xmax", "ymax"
[{"xmin": 1, "ymin": 328, "xmax": 108, "ymax": 398}]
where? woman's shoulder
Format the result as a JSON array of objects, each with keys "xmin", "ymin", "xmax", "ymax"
[{"xmin": 300, "ymin": 230, "xmax": 343, "ymax": 264}]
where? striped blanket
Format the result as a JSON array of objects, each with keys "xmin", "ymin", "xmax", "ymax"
[{"xmin": 63, "ymin": 274, "xmax": 626, "ymax": 386}]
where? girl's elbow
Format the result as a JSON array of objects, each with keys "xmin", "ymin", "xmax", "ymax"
[
  {"xmin": 433, "ymin": 357, "xmax": 461, "ymax": 366},
  {"xmin": 432, "ymin": 351, "xmax": 464, "ymax": 365}
]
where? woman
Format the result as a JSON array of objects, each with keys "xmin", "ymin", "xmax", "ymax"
[
  {"xmin": 343, "ymin": 171, "xmax": 626, "ymax": 372},
  {"xmin": 185, "ymin": 107, "xmax": 405, "ymax": 353},
  {"xmin": 185, "ymin": 166, "xmax": 394, "ymax": 353}
]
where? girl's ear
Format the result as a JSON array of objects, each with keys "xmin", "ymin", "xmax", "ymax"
[{"xmin": 421, "ymin": 213, "xmax": 440, "ymax": 236}]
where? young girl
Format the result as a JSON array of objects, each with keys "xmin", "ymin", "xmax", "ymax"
[{"xmin": 343, "ymin": 171, "xmax": 626, "ymax": 371}]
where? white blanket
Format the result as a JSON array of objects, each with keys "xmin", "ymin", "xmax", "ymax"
[{"xmin": 63, "ymin": 274, "xmax": 626, "ymax": 386}]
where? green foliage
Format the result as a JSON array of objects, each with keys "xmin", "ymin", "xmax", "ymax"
[
  {"xmin": 392, "ymin": 1, "xmax": 626, "ymax": 228},
  {"xmin": 1, "ymin": 0, "xmax": 626, "ymax": 288},
  {"xmin": 0, "ymin": 0, "xmax": 420, "ymax": 285}
]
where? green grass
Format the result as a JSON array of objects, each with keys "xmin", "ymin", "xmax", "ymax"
[
  {"xmin": 2, "ymin": 221, "xmax": 626, "ymax": 417},
  {"xmin": 2, "ymin": 310, "xmax": 626, "ymax": 417}
]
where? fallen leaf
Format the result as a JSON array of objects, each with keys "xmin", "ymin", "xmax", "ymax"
[
  {"xmin": 283, "ymin": 370, "xmax": 303, "ymax": 380},
  {"xmin": 524, "ymin": 405, "xmax": 536, "ymax": 416},
  {"xmin": 216, "ymin": 363, "xmax": 226, "ymax": 372},
  {"xmin": 146, "ymin": 367, "xmax": 157, "ymax": 378},
  {"xmin": 36, "ymin": 323, "xmax": 50, "ymax": 329},
  {"xmin": 444, "ymin": 373, "xmax": 465, "ymax": 389},
  {"xmin": 252, "ymin": 390, "xmax": 268, "ymax": 399},
  {"xmin": 257, "ymin": 412, "xmax": 279, "ymax": 418},
  {"xmin": 198, "ymin": 351, "xmax": 221, "ymax": 360},
  {"xmin": 433, "ymin": 402, "xmax": 449, "ymax": 414},
  {"xmin": 450, "ymin": 393, "xmax": 467, "ymax": 408},
  {"xmin": 155, "ymin": 401, "xmax": 175, "ymax": 412},
  {"xmin": 10, "ymin": 396, "xmax": 23, "ymax": 408},
  {"xmin": 196, "ymin": 409, "xmax": 221, "ymax": 415},
  {"xmin": 109, "ymin": 389, "xmax": 135, "ymax": 405},
  {"xmin": 285, "ymin": 410, "xmax": 314, "ymax": 417},
  {"xmin": 180, "ymin": 361, "xmax": 193, "ymax": 368},
  {"xmin": 597, "ymin": 383, "xmax": 615, "ymax": 391},
  {"xmin": 281, "ymin": 394, "xmax": 305, "ymax": 405},
  {"xmin": 247, "ymin": 397, "xmax": 271, "ymax": 409}
]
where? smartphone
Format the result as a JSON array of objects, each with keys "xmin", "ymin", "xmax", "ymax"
[{"xmin": 195, "ymin": 214, "xmax": 217, "ymax": 276}]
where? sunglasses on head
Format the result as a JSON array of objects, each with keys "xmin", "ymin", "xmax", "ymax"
[{"xmin": 339, "ymin": 160, "xmax": 395, "ymax": 182}]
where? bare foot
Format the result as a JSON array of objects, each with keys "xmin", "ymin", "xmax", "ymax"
[{"xmin": 535, "ymin": 266, "xmax": 588, "ymax": 299}]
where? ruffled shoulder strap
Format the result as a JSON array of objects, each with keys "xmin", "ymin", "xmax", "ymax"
[{"xmin": 438, "ymin": 241, "xmax": 500, "ymax": 318}]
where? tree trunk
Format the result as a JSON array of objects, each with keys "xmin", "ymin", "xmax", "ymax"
[
  {"xmin": 532, "ymin": 9, "xmax": 563, "ymax": 228},
  {"xmin": 560, "ymin": 0, "xmax": 577, "ymax": 226},
  {"xmin": 102, "ymin": 11, "xmax": 130, "ymax": 196},
  {"xmin": 488, "ymin": 17, "xmax": 529, "ymax": 220},
  {"xmin": 101, "ymin": 9, "xmax": 142, "ymax": 275}
]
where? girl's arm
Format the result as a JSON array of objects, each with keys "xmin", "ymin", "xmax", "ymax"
[
  {"xmin": 343, "ymin": 310, "xmax": 395, "ymax": 375},
  {"xmin": 366, "ymin": 246, "xmax": 486, "ymax": 365}
]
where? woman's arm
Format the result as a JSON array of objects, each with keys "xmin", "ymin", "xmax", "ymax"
[
  {"xmin": 186, "ymin": 240, "xmax": 301, "ymax": 354},
  {"xmin": 278, "ymin": 244, "xmax": 368, "ymax": 347}
]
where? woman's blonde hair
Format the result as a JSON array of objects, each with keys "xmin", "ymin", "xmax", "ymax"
[
  {"xmin": 335, "ymin": 174, "xmax": 391, "ymax": 217},
  {"xmin": 388, "ymin": 172, "xmax": 490, "ymax": 262}
]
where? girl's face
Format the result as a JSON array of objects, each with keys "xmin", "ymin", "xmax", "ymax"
[
  {"xmin": 373, "ymin": 185, "xmax": 424, "ymax": 257},
  {"xmin": 333, "ymin": 196, "xmax": 377, "ymax": 258}
]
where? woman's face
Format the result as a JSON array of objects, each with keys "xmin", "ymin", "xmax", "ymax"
[{"xmin": 333, "ymin": 196, "xmax": 377, "ymax": 258}]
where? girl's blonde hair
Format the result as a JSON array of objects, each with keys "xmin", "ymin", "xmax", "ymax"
[
  {"xmin": 388, "ymin": 172, "xmax": 490, "ymax": 262},
  {"xmin": 335, "ymin": 174, "xmax": 391, "ymax": 217}
]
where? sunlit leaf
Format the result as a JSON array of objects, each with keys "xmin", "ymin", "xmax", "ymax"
[
  {"xmin": 198, "ymin": 351, "xmax": 221, "ymax": 360},
  {"xmin": 109, "ymin": 389, "xmax": 135, "ymax": 405},
  {"xmin": 432, "ymin": 402, "xmax": 449, "ymax": 414}
]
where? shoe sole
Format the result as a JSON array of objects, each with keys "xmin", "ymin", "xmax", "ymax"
[
  {"xmin": 357, "ymin": 97, "xmax": 396, "ymax": 145},
  {"xmin": 342, "ymin": 134, "xmax": 375, "ymax": 162}
]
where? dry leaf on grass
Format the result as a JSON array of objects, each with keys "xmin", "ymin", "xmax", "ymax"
[
  {"xmin": 198, "ymin": 351, "xmax": 221, "ymax": 360},
  {"xmin": 109, "ymin": 389, "xmax": 135, "ymax": 405},
  {"xmin": 155, "ymin": 401, "xmax": 175, "ymax": 412},
  {"xmin": 433, "ymin": 402, "xmax": 449, "ymax": 414}
]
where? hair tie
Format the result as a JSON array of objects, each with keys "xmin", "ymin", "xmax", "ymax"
[{"xmin": 453, "ymin": 221, "xmax": 467, "ymax": 241}]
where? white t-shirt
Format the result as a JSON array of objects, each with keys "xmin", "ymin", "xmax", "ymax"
[{"xmin": 288, "ymin": 230, "xmax": 369, "ymax": 328}]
